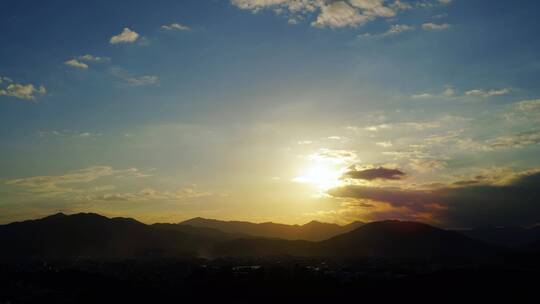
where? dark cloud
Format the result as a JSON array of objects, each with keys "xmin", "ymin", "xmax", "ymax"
[
  {"xmin": 343, "ymin": 167, "xmax": 405, "ymax": 181},
  {"xmin": 329, "ymin": 171, "xmax": 540, "ymax": 227},
  {"xmin": 452, "ymin": 180, "xmax": 480, "ymax": 186}
]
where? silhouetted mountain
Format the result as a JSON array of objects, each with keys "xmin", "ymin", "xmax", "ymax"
[
  {"xmin": 459, "ymin": 226, "xmax": 540, "ymax": 248},
  {"xmin": 0, "ymin": 213, "xmax": 498, "ymax": 261},
  {"xmin": 215, "ymin": 220, "xmax": 497, "ymax": 259},
  {"xmin": 318, "ymin": 220, "xmax": 495, "ymax": 258},
  {"xmin": 151, "ymin": 222, "xmax": 247, "ymax": 240},
  {"xmin": 0, "ymin": 213, "xmax": 229, "ymax": 259},
  {"xmin": 180, "ymin": 217, "xmax": 364, "ymax": 241}
]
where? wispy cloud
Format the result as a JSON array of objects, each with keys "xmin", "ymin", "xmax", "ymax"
[
  {"xmin": 411, "ymin": 86, "xmax": 511, "ymax": 100},
  {"xmin": 514, "ymin": 99, "xmax": 540, "ymax": 111},
  {"xmin": 64, "ymin": 59, "xmax": 88, "ymax": 69},
  {"xmin": 360, "ymin": 24, "xmax": 414, "ymax": 38},
  {"xmin": 6, "ymin": 166, "xmax": 151, "ymax": 197},
  {"xmin": 125, "ymin": 75, "xmax": 159, "ymax": 86},
  {"xmin": 4, "ymin": 165, "xmax": 215, "ymax": 206},
  {"xmin": 65, "ymin": 54, "xmax": 110, "ymax": 69},
  {"xmin": 376, "ymin": 141, "xmax": 393, "ymax": 148},
  {"xmin": 411, "ymin": 93, "xmax": 434, "ymax": 99},
  {"xmin": 78, "ymin": 54, "xmax": 110, "ymax": 62},
  {"xmin": 82, "ymin": 186, "xmax": 212, "ymax": 202},
  {"xmin": 309, "ymin": 148, "xmax": 358, "ymax": 164},
  {"xmin": 0, "ymin": 76, "xmax": 13, "ymax": 84},
  {"xmin": 465, "ymin": 88, "xmax": 511, "ymax": 98},
  {"xmin": 39, "ymin": 130, "xmax": 103, "ymax": 139},
  {"xmin": 363, "ymin": 121, "xmax": 440, "ymax": 132},
  {"xmin": 161, "ymin": 23, "xmax": 190, "ymax": 31},
  {"xmin": 422, "ymin": 22, "xmax": 450, "ymax": 30},
  {"xmin": 110, "ymin": 68, "xmax": 159, "ymax": 86}
]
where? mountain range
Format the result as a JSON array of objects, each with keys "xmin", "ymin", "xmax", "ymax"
[
  {"xmin": 180, "ymin": 217, "xmax": 365, "ymax": 241},
  {"xmin": 0, "ymin": 212, "xmax": 519, "ymax": 261}
]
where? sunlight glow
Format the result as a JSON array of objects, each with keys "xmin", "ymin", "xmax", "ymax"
[{"xmin": 293, "ymin": 162, "xmax": 346, "ymax": 191}]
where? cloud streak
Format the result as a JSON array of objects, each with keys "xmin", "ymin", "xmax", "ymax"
[
  {"xmin": 6, "ymin": 166, "xmax": 151, "ymax": 196},
  {"xmin": 161, "ymin": 23, "xmax": 190, "ymax": 31},
  {"xmin": 422, "ymin": 22, "xmax": 450, "ymax": 30}
]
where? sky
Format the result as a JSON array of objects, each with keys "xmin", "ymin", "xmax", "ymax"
[{"xmin": 1, "ymin": 0, "xmax": 540, "ymax": 227}]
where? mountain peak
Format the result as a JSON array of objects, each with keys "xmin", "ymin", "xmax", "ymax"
[
  {"xmin": 303, "ymin": 220, "xmax": 334, "ymax": 228},
  {"xmin": 44, "ymin": 212, "xmax": 67, "ymax": 219}
]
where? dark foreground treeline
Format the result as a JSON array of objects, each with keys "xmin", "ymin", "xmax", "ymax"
[{"xmin": 1, "ymin": 255, "xmax": 540, "ymax": 303}]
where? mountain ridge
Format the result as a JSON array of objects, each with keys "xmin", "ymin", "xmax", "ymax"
[
  {"xmin": 0, "ymin": 213, "xmax": 509, "ymax": 261},
  {"xmin": 180, "ymin": 217, "xmax": 365, "ymax": 241}
]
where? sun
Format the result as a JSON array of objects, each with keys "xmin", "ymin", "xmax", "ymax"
[{"xmin": 293, "ymin": 162, "xmax": 345, "ymax": 191}]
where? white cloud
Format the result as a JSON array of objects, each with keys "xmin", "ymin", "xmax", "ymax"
[
  {"xmin": 504, "ymin": 98, "xmax": 540, "ymax": 123},
  {"xmin": 361, "ymin": 23, "xmax": 414, "ymax": 38},
  {"xmin": 0, "ymin": 81, "xmax": 46, "ymax": 101},
  {"xmin": 110, "ymin": 27, "xmax": 140, "ymax": 44},
  {"xmin": 65, "ymin": 59, "xmax": 88, "ymax": 69},
  {"xmin": 0, "ymin": 76, "xmax": 13, "ymax": 84},
  {"xmin": 411, "ymin": 92, "xmax": 433, "ymax": 99},
  {"xmin": 465, "ymin": 88, "xmax": 511, "ymax": 98},
  {"xmin": 231, "ymin": 0, "xmax": 436, "ymax": 28},
  {"xmin": 412, "ymin": 86, "xmax": 509, "ymax": 100},
  {"xmin": 422, "ymin": 22, "xmax": 450, "ymax": 30},
  {"xmin": 231, "ymin": 0, "xmax": 290, "ymax": 11},
  {"xmin": 364, "ymin": 123, "xmax": 392, "ymax": 131},
  {"xmin": 78, "ymin": 54, "xmax": 110, "ymax": 63},
  {"xmin": 126, "ymin": 75, "xmax": 159, "ymax": 86},
  {"xmin": 39, "ymin": 130, "xmax": 102, "ymax": 139},
  {"xmin": 442, "ymin": 85, "xmax": 455, "ymax": 97},
  {"xmin": 391, "ymin": 0, "xmax": 412, "ymax": 10},
  {"xmin": 349, "ymin": 0, "xmax": 396, "ymax": 17},
  {"xmin": 416, "ymin": 0, "xmax": 452, "ymax": 9},
  {"xmin": 364, "ymin": 122, "xmax": 439, "ymax": 132},
  {"xmin": 110, "ymin": 68, "xmax": 159, "ymax": 86},
  {"xmin": 376, "ymin": 141, "xmax": 393, "ymax": 148},
  {"xmin": 161, "ymin": 23, "xmax": 190, "ymax": 31},
  {"xmin": 65, "ymin": 54, "xmax": 110, "ymax": 70},
  {"xmin": 384, "ymin": 24, "xmax": 414, "ymax": 35},
  {"xmin": 514, "ymin": 99, "xmax": 540, "ymax": 111},
  {"xmin": 312, "ymin": 1, "xmax": 372, "ymax": 28}
]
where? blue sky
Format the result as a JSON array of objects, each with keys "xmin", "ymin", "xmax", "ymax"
[{"xmin": 1, "ymin": 0, "xmax": 540, "ymax": 227}]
